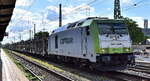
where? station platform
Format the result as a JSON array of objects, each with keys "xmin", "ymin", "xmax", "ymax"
[{"xmin": 0, "ymin": 49, "xmax": 29, "ymax": 81}]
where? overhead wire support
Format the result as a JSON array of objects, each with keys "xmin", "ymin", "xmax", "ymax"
[
  {"xmin": 63, "ymin": 0, "xmax": 97, "ymax": 17},
  {"xmin": 34, "ymin": 24, "xmax": 36, "ymax": 38},
  {"xmin": 87, "ymin": 0, "xmax": 97, "ymax": 5},
  {"xmin": 134, "ymin": 0, "xmax": 147, "ymax": 6},
  {"xmin": 114, "ymin": 0, "xmax": 122, "ymax": 19},
  {"xmin": 123, "ymin": 0, "xmax": 147, "ymax": 11},
  {"xmin": 59, "ymin": 3, "xmax": 62, "ymax": 27}
]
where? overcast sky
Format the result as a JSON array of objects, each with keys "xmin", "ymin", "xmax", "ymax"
[{"xmin": 2, "ymin": 0, "xmax": 150, "ymax": 44}]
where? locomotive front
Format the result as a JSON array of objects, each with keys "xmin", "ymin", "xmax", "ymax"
[{"xmin": 90, "ymin": 19, "xmax": 135, "ymax": 70}]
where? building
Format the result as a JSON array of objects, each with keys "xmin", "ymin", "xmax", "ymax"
[
  {"xmin": 142, "ymin": 28, "xmax": 150, "ymax": 37},
  {"xmin": 142, "ymin": 19, "xmax": 150, "ymax": 37}
]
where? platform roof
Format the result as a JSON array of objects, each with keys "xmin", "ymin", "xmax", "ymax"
[{"xmin": 0, "ymin": 0, "xmax": 16, "ymax": 41}]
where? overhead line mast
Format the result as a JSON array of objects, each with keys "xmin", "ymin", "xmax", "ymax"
[
  {"xmin": 114, "ymin": 0, "xmax": 122, "ymax": 19},
  {"xmin": 59, "ymin": 4, "xmax": 62, "ymax": 27}
]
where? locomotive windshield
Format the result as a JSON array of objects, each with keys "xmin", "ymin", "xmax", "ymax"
[{"xmin": 98, "ymin": 23, "xmax": 128, "ymax": 34}]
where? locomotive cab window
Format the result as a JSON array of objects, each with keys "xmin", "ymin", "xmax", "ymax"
[
  {"xmin": 98, "ymin": 23, "xmax": 128, "ymax": 35},
  {"xmin": 77, "ymin": 22, "xmax": 83, "ymax": 26},
  {"xmin": 55, "ymin": 36, "xmax": 58, "ymax": 48}
]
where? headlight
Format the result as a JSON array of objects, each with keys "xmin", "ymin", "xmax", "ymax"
[
  {"xmin": 100, "ymin": 49, "xmax": 106, "ymax": 53},
  {"xmin": 125, "ymin": 48, "xmax": 129, "ymax": 52},
  {"xmin": 102, "ymin": 50, "xmax": 105, "ymax": 52}
]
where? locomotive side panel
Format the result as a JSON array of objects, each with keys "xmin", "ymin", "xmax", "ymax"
[{"xmin": 48, "ymin": 28, "xmax": 85, "ymax": 59}]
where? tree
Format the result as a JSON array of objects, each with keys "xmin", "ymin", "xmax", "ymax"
[
  {"xmin": 34, "ymin": 31, "xmax": 49, "ymax": 39},
  {"xmin": 124, "ymin": 17, "xmax": 147, "ymax": 44}
]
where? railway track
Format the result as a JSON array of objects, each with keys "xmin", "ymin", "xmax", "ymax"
[
  {"xmin": 10, "ymin": 52, "xmax": 74, "ymax": 81},
  {"xmin": 84, "ymin": 62, "xmax": 150, "ymax": 81},
  {"xmin": 124, "ymin": 62, "xmax": 150, "ymax": 80},
  {"xmin": 7, "ymin": 50, "xmax": 150, "ymax": 81},
  {"xmin": 23, "ymin": 65, "xmax": 43, "ymax": 81},
  {"xmin": 111, "ymin": 62, "xmax": 150, "ymax": 81},
  {"xmin": 136, "ymin": 62, "xmax": 150, "ymax": 68},
  {"xmin": 9, "ymin": 51, "xmax": 114, "ymax": 81},
  {"xmin": 128, "ymin": 64, "xmax": 150, "ymax": 74},
  {"xmin": 106, "ymin": 70, "xmax": 150, "ymax": 81}
]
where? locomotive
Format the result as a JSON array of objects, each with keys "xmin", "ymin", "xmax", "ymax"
[{"xmin": 5, "ymin": 17, "xmax": 135, "ymax": 71}]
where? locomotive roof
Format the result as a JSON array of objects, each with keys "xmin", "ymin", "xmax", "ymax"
[{"xmin": 52, "ymin": 17, "xmax": 124, "ymax": 34}]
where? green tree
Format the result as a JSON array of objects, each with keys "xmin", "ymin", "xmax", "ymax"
[
  {"xmin": 34, "ymin": 31, "xmax": 49, "ymax": 39},
  {"xmin": 124, "ymin": 17, "xmax": 147, "ymax": 44}
]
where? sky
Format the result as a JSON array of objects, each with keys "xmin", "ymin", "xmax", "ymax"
[{"xmin": 2, "ymin": 0, "xmax": 150, "ymax": 44}]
